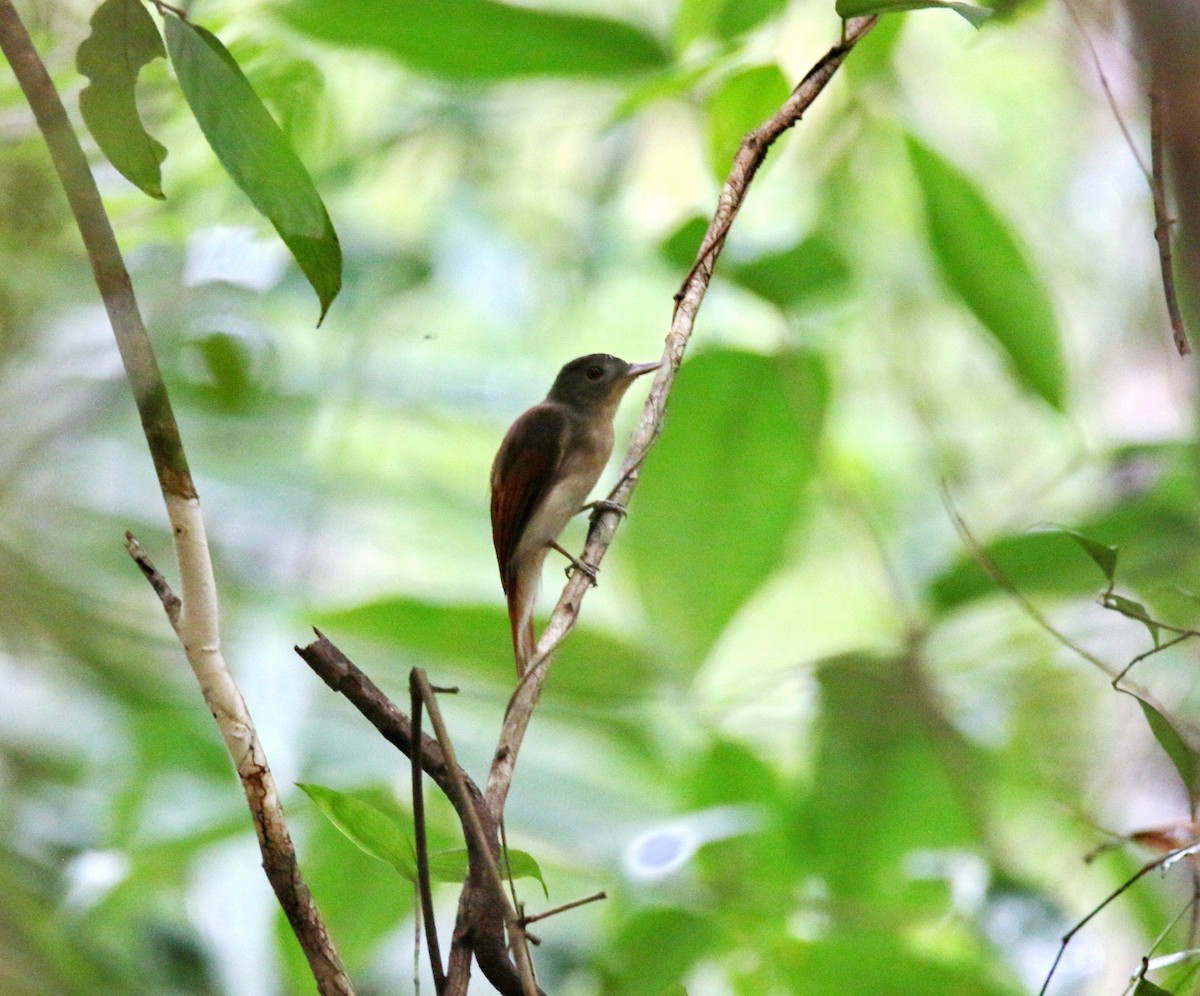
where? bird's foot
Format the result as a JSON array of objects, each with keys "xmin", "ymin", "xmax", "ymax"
[
  {"xmin": 550, "ymin": 541, "xmax": 599, "ymax": 586},
  {"xmin": 585, "ymin": 499, "xmax": 627, "ymax": 524}
]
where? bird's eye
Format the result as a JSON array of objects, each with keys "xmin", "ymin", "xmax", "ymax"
[{"xmin": 585, "ymin": 365, "xmax": 604, "ymax": 381}]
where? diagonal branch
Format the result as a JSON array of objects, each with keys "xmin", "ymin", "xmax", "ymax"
[
  {"xmin": 0, "ymin": 5, "xmax": 349, "ymax": 992},
  {"xmin": 484, "ymin": 14, "xmax": 879, "ymax": 820}
]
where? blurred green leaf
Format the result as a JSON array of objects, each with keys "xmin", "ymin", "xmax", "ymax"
[
  {"xmin": 933, "ymin": 446, "xmax": 1200, "ymax": 613},
  {"xmin": 1135, "ymin": 699, "xmax": 1200, "ymax": 806},
  {"xmin": 674, "ymin": 0, "xmax": 787, "ymax": 47},
  {"xmin": 629, "ymin": 348, "xmax": 828, "ymax": 664},
  {"xmin": 1059, "ymin": 528, "xmax": 1119, "ymax": 585},
  {"xmin": 777, "ymin": 933, "xmax": 1018, "ymax": 993},
  {"xmin": 706, "ymin": 64, "xmax": 791, "ymax": 178},
  {"xmin": 165, "ymin": 15, "xmax": 341, "ymax": 322},
  {"xmin": 429, "ymin": 847, "xmax": 548, "ymax": 897},
  {"xmin": 907, "ymin": 135, "xmax": 1064, "ymax": 408},
  {"xmin": 843, "ymin": 9, "xmax": 906, "ymax": 81},
  {"xmin": 604, "ymin": 907, "xmax": 722, "ymax": 995},
  {"xmin": 811, "ymin": 653, "xmax": 981, "ymax": 899},
  {"xmin": 279, "ymin": 0, "xmax": 668, "ymax": 80},
  {"xmin": 314, "ymin": 597, "xmax": 654, "ymax": 704},
  {"xmin": 612, "ymin": 60, "xmax": 717, "ymax": 121},
  {"xmin": 1135, "ymin": 978, "xmax": 1175, "ymax": 996},
  {"xmin": 726, "ymin": 235, "xmax": 853, "ymax": 309},
  {"xmin": 659, "ymin": 215, "xmax": 711, "ymax": 272},
  {"xmin": 714, "ymin": 0, "xmax": 789, "ymax": 39},
  {"xmin": 76, "ymin": 0, "xmax": 167, "ymax": 199},
  {"xmin": 837, "ymin": 0, "xmax": 992, "ymax": 27},
  {"xmin": 297, "ymin": 782, "xmax": 416, "ymax": 878}
]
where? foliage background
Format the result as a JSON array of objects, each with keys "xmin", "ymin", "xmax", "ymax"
[{"xmin": 1, "ymin": 0, "xmax": 1197, "ymax": 993}]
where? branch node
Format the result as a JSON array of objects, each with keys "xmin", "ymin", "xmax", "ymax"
[{"xmin": 124, "ymin": 530, "xmax": 181, "ymax": 626}]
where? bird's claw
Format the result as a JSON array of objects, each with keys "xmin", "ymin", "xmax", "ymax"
[
  {"xmin": 564, "ymin": 558, "xmax": 599, "ymax": 586},
  {"xmin": 587, "ymin": 499, "xmax": 627, "ymax": 523}
]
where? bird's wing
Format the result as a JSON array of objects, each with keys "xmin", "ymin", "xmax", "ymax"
[{"xmin": 490, "ymin": 403, "xmax": 569, "ymax": 593}]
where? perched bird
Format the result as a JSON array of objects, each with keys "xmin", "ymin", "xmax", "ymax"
[{"xmin": 490, "ymin": 354, "xmax": 659, "ymax": 675}]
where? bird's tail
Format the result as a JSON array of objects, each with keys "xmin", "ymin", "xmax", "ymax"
[{"xmin": 503, "ymin": 558, "xmax": 541, "ymax": 676}]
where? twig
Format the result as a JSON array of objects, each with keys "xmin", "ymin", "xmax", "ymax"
[
  {"xmin": 941, "ymin": 487, "xmax": 1111, "ymax": 673},
  {"xmin": 411, "ymin": 670, "xmax": 539, "ymax": 996},
  {"xmin": 484, "ymin": 13, "xmax": 879, "ymax": 821},
  {"xmin": 1063, "ymin": 3, "xmax": 1190, "ymax": 355},
  {"xmin": 0, "ymin": 5, "xmax": 349, "ymax": 989},
  {"xmin": 1150, "ymin": 89, "xmax": 1191, "ymax": 356},
  {"xmin": 1040, "ymin": 841, "xmax": 1200, "ymax": 995},
  {"xmin": 520, "ymin": 891, "xmax": 607, "ymax": 927},
  {"xmin": 125, "ymin": 531, "xmax": 181, "ymax": 626},
  {"xmin": 410, "ymin": 672, "xmax": 445, "ymax": 995},
  {"xmin": 1112, "ymin": 630, "xmax": 1194, "ymax": 686}
]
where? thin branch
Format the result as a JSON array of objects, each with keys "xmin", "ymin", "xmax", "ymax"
[
  {"xmin": 941, "ymin": 488, "xmax": 1112, "ymax": 673},
  {"xmin": 1063, "ymin": 3, "xmax": 1190, "ymax": 355},
  {"xmin": 125, "ymin": 531, "xmax": 181, "ymax": 626},
  {"xmin": 1150, "ymin": 89, "xmax": 1191, "ymax": 356},
  {"xmin": 0, "ymin": 6, "xmax": 349, "ymax": 991},
  {"xmin": 1063, "ymin": 0, "xmax": 1150, "ymax": 182},
  {"xmin": 410, "ymin": 673, "xmax": 445, "ymax": 995},
  {"xmin": 484, "ymin": 14, "xmax": 879, "ymax": 821},
  {"xmin": 520, "ymin": 891, "xmax": 607, "ymax": 927},
  {"xmin": 1112, "ymin": 630, "xmax": 1194, "ymax": 686}
]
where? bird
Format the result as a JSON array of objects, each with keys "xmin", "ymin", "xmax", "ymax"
[{"xmin": 490, "ymin": 353, "xmax": 660, "ymax": 675}]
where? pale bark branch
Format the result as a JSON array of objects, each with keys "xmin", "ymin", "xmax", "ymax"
[{"xmin": 0, "ymin": 5, "xmax": 349, "ymax": 992}]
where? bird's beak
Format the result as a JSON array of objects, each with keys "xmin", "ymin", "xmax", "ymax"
[{"xmin": 624, "ymin": 360, "xmax": 661, "ymax": 380}]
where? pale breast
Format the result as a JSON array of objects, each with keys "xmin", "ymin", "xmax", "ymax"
[{"xmin": 511, "ymin": 417, "xmax": 613, "ymax": 563}]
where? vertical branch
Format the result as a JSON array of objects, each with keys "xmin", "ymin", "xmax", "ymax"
[
  {"xmin": 410, "ymin": 672, "xmax": 446, "ymax": 994},
  {"xmin": 412, "ymin": 670, "xmax": 539, "ymax": 996},
  {"xmin": 1150, "ymin": 89, "xmax": 1191, "ymax": 356},
  {"xmin": 0, "ymin": 5, "xmax": 350, "ymax": 992}
]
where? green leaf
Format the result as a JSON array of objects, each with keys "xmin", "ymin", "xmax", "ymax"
[
  {"xmin": 906, "ymin": 135, "xmax": 1064, "ymax": 408},
  {"xmin": 706, "ymin": 64, "xmax": 791, "ymax": 178},
  {"xmin": 164, "ymin": 15, "xmax": 341, "ymax": 322},
  {"xmin": 726, "ymin": 235, "xmax": 853, "ymax": 310},
  {"xmin": 1135, "ymin": 699, "xmax": 1200, "ymax": 807},
  {"xmin": 279, "ymin": 0, "xmax": 668, "ymax": 81},
  {"xmin": 1057, "ymin": 528, "xmax": 1119, "ymax": 584},
  {"xmin": 933, "ymin": 445, "xmax": 1200, "ymax": 614},
  {"xmin": 674, "ymin": 0, "xmax": 787, "ymax": 47},
  {"xmin": 297, "ymin": 783, "xmax": 417, "ymax": 878},
  {"xmin": 714, "ymin": 0, "xmax": 789, "ymax": 39},
  {"xmin": 1104, "ymin": 594, "xmax": 1161, "ymax": 646},
  {"xmin": 812, "ymin": 653, "xmax": 980, "ymax": 898},
  {"xmin": 837, "ymin": 0, "xmax": 992, "ymax": 27},
  {"xmin": 605, "ymin": 907, "xmax": 721, "ymax": 995},
  {"xmin": 76, "ymin": 0, "xmax": 167, "ymax": 199},
  {"xmin": 429, "ymin": 847, "xmax": 548, "ymax": 898},
  {"xmin": 1135, "ymin": 978, "xmax": 1176, "ymax": 996},
  {"xmin": 659, "ymin": 216, "xmax": 711, "ymax": 272},
  {"xmin": 628, "ymin": 349, "xmax": 828, "ymax": 663}
]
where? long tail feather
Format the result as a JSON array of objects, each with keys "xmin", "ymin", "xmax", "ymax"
[{"xmin": 503, "ymin": 554, "xmax": 544, "ymax": 676}]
